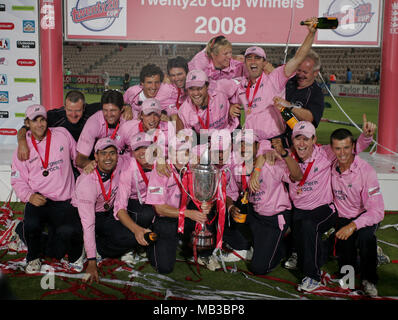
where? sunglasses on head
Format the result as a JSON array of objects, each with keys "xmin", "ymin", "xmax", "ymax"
[{"xmin": 210, "ymin": 35, "xmax": 226, "ymax": 49}]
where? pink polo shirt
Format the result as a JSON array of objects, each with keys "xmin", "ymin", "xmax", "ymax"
[
  {"xmin": 113, "ymin": 157, "xmax": 152, "ymax": 219},
  {"xmin": 178, "ymin": 78, "xmax": 239, "ymax": 133},
  {"xmin": 11, "ymin": 127, "xmax": 77, "ymax": 203},
  {"xmin": 115, "ymin": 119, "xmax": 169, "ymax": 154},
  {"xmin": 76, "ymin": 110, "xmax": 125, "ymax": 157},
  {"xmin": 71, "ymin": 154, "xmax": 129, "ymax": 259},
  {"xmin": 286, "ymin": 134, "xmax": 372, "ymax": 211},
  {"xmin": 188, "ymin": 48, "xmax": 246, "ymax": 81},
  {"xmin": 156, "ymin": 83, "xmax": 188, "ymax": 116},
  {"xmin": 123, "ymin": 84, "xmax": 170, "ymax": 119},
  {"xmin": 231, "ymin": 66, "xmax": 291, "ymax": 133},
  {"xmin": 331, "ymin": 155, "xmax": 384, "ymax": 230},
  {"xmin": 145, "ymin": 161, "xmax": 184, "ymax": 212}
]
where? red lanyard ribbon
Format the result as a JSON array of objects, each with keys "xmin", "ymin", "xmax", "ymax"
[
  {"xmin": 136, "ymin": 159, "xmax": 149, "ymax": 186},
  {"xmin": 169, "ymin": 164, "xmax": 189, "ymax": 234},
  {"xmin": 95, "ymin": 168, "xmax": 114, "ymax": 203},
  {"xmin": 298, "ymin": 160, "xmax": 315, "ymax": 188},
  {"xmin": 139, "ymin": 121, "xmax": 159, "ymax": 142},
  {"xmin": 31, "ymin": 129, "xmax": 51, "ymax": 170},
  {"xmin": 245, "ymin": 73, "xmax": 263, "ymax": 112},
  {"xmin": 241, "ymin": 162, "xmax": 248, "ymax": 191},
  {"xmin": 195, "ymin": 97, "xmax": 210, "ymax": 130},
  {"xmin": 176, "ymin": 88, "xmax": 182, "ymax": 110},
  {"xmin": 105, "ymin": 121, "xmax": 120, "ymax": 140}
]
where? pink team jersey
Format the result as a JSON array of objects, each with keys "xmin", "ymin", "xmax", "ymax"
[
  {"xmin": 178, "ymin": 79, "xmax": 239, "ymax": 133},
  {"xmin": 71, "ymin": 155, "xmax": 129, "ymax": 259},
  {"xmin": 156, "ymin": 83, "xmax": 187, "ymax": 116},
  {"xmin": 145, "ymin": 161, "xmax": 184, "ymax": 212},
  {"xmin": 231, "ymin": 66, "xmax": 291, "ymax": 134},
  {"xmin": 331, "ymin": 155, "xmax": 384, "ymax": 230},
  {"xmin": 76, "ymin": 110, "xmax": 126, "ymax": 157},
  {"xmin": 113, "ymin": 157, "xmax": 152, "ymax": 219},
  {"xmin": 286, "ymin": 134, "xmax": 372, "ymax": 210},
  {"xmin": 115, "ymin": 119, "xmax": 169, "ymax": 153},
  {"xmin": 188, "ymin": 48, "xmax": 246, "ymax": 81},
  {"xmin": 11, "ymin": 127, "xmax": 77, "ymax": 202},
  {"xmin": 123, "ymin": 84, "xmax": 170, "ymax": 119}
]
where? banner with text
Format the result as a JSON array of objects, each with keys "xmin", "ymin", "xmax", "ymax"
[
  {"xmin": 0, "ymin": 0, "xmax": 40, "ymax": 145},
  {"xmin": 65, "ymin": 0, "xmax": 382, "ymax": 46},
  {"xmin": 330, "ymin": 83, "xmax": 380, "ymax": 98}
]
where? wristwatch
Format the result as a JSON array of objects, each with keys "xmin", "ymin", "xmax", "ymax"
[{"xmin": 281, "ymin": 150, "xmax": 289, "ymax": 158}]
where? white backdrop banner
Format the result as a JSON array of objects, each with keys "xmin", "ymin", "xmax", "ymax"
[{"xmin": 0, "ymin": 0, "xmax": 40, "ymax": 145}]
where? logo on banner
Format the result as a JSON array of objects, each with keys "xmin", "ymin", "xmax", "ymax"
[
  {"xmin": 325, "ymin": 0, "xmax": 375, "ymax": 37},
  {"xmin": 0, "ymin": 4, "xmax": 5, "ymax": 12},
  {"xmin": 17, "ymin": 93, "xmax": 34, "ymax": 102},
  {"xmin": 23, "ymin": 20, "xmax": 35, "ymax": 33},
  {"xmin": 0, "ymin": 128, "xmax": 17, "ymax": 135},
  {"xmin": 0, "ymin": 57, "xmax": 7, "ymax": 65},
  {"xmin": 0, "ymin": 91, "xmax": 9, "ymax": 103},
  {"xmin": 0, "ymin": 22, "xmax": 14, "ymax": 30},
  {"xmin": 0, "ymin": 38, "xmax": 10, "ymax": 50},
  {"xmin": 17, "ymin": 59, "xmax": 36, "ymax": 66},
  {"xmin": 0, "ymin": 110, "xmax": 9, "ymax": 118},
  {"xmin": 0, "ymin": 74, "xmax": 7, "ymax": 85},
  {"xmin": 16, "ymin": 40, "xmax": 36, "ymax": 49},
  {"xmin": 70, "ymin": 0, "xmax": 123, "ymax": 32}
]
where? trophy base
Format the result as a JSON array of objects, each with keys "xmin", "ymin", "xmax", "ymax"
[{"xmin": 190, "ymin": 229, "xmax": 215, "ymax": 251}]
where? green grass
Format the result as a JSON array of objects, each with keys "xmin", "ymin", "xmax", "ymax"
[{"xmin": 1, "ymin": 202, "xmax": 397, "ymax": 301}]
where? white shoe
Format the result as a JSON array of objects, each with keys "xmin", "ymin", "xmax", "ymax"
[
  {"xmin": 7, "ymin": 220, "xmax": 23, "ymax": 252},
  {"xmin": 362, "ymin": 280, "xmax": 378, "ymax": 297},
  {"xmin": 121, "ymin": 251, "xmax": 137, "ymax": 264},
  {"xmin": 69, "ymin": 249, "xmax": 86, "ymax": 273},
  {"xmin": 220, "ymin": 248, "xmax": 253, "ymax": 262},
  {"xmin": 195, "ymin": 255, "xmax": 221, "ymax": 271},
  {"xmin": 25, "ymin": 258, "xmax": 41, "ymax": 274},
  {"xmin": 284, "ymin": 252, "xmax": 298, "ymax": 270},
  {"xmin": 297, "ymin": 276, "xmax": 322, "ymax": 292},
  {"xmin": 377, "ymin": 245, "xmax": 390, "ymax": 266}
]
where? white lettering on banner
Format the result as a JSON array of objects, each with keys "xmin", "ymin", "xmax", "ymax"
[
  {"xmin": 245, "ymin": 0, "xmax": 304, "ymax": 8},
  {"xmin": 195, "ymin": 16, "xmax": 246, "ymax": 35},
  {"xmin": 40, "ymin": 4, "xmax": 55, "ymax": 29},
  {"xmin": 211, "ymin": 0, "xmax": 240, "ymax": 11}
]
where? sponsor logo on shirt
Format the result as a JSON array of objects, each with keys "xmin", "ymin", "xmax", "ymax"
[
  {"xmin": 11, "ymin": 170, "xmax": 19, "ymax": 178},
  {"xmin": 149, "ymin": 186, "xmax": 163, "ymax": 195},
  {"xmin": 368, "ymin": 186, "xmax": 380, "ymax": 196}
]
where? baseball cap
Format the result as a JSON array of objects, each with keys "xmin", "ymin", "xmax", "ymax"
[
  {"xmin": 26, "ymin": 104, "xmax": 47, "ymax": 120},
  {"xmin": 292, "ymin": 121, "xmax": 316, "ymax": 139},
  {"xmin": 142, "ymin": 98, "xmax": 162, "ymax": 115},
  {"xmin": 185, "ymin": 70, "xmax": 208, "ymax": 89},
  {"xmin": 244, "ymin": 46, "xmax": 266, "ymax": 60},
  {"xmin": 94, "ymin": 137, "xmax": 117, "ymax": 153},
  {"xmin": 130, "ymin": 132, "xmax": 152, "ymax": 151}
]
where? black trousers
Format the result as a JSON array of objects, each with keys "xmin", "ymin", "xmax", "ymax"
[
  {"xmin": 147, "ymin": 202, "xmax": 216, "ymax": 274},
  {"xmin": 248, "ymin": 209, "xmax": 292, "ymax": 275},
  {"xmin": 20, "ymin": 200, "xmax": 83, "ymax": 262},
  {"xmin": 293, "ymin": 204, "xmax": 337, "ymax": 281},
  {"xmin": 335, "ymin": 217, "xmax": 378, "ymax": 284},
  {"xmin": 95, "ymin": 199, "xmax": 155, "ymax": 258}
]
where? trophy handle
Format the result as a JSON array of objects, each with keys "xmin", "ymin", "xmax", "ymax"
[{"xmin": 179, "ymin": 166, "xmax": 195, "ymax": 201}]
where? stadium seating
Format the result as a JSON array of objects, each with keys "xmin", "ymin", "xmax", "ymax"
[{"xmin": 63, "ymin": 42, "xmax": 381, "ymax": 84}]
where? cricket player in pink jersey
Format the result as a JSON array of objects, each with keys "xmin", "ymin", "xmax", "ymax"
[
  {"xmin": 115, "ymin": 98, "xmax": 168, "ymax": 157},
  {"xmin": 176, "ymin": 69, "xmax": 241, "ymax": 138},
  {"xmin": 73, "ymin": 138, "xmax": 150, "ymax": 283},
  {"xmin": 226, "ymin": 132, "xmax": 303, "ymax": 273},
  {"xmin": 11, "ymin": 104, "xmax": 83, "ymax": 274},
  {"xmin": 123, "ymin": 64, "xmax": 169, "ymax": 120},
  {"xmin": 230, "ymin": 17, "xmax": 318, "ymax": 146},
  {"xmin": 145, "ymin": 137, "xmax": 216, "ymax": 274},
  {"xmin": 113, "ymin": 132, "xmax": 156, "ymax": 241},
  {"xmin": 76, "ymin": 90, "xmax": 126, "ymax": 173},
  {"xmin": 271, "ymin": 119, "xmax": 376, "ymax": 292},
  {"xmin": 156, "ymin": 56, "xmax": 189, "ymax": 121},
  {"xmin": 188, "ymin": 35, "xmax": 246, "ymax": 81},
  {"xmin": 330, "ymin": 128, "xmax": 384, "ymax": 297}
]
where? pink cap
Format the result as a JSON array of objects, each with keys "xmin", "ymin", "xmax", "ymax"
[
  {"xmin": 142, "ymin": 98, "xmax": 162, "ymax": 115},
  {"xmin": 292, "ymin": 121, "xmax": 316, "ymax": 139},
  {"xmin": 185, "ymin": 69, "xmax": 208, "ymax": 89},
  {"xmin": 26, "ymin": 104, "xmax": 47, "ymax": 120},
  {"xmin": 130, "ymin": 132, "xmax": 152, "ymax": 151},
  {"xmin": 94, "ymin": 137, "xmax": 117, "ymax": 153},
  {"xmin": 244, "ymin": 46, "xmax": 266, "ymax": 60}
]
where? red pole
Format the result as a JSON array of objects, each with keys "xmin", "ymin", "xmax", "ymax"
[
  {"xmin": 377, "ymin": 1, "xmax": 398, "ymax": 154},
  {"xmin": 39, "ymin": 0, "xmax": 63, "ymax": 111}
]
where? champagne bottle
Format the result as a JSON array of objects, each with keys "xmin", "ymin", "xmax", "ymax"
[
  {"xmin": 321, "ymin": 227, "xmax": 335, "ymax": 241},
  {"xmin": 300, "ymin": 17, "xmax": 339, "ymax": 29},
  {"xmin": 234, "ymin": 191, "xmax": 249, "ymax": 223},
  {"xmin": 280, "ymin": 106, "xmax": 298, "ymax": 130},
  {"xmin": 144, "ymin": 232, "xmax": 158, "ymax": 244}
]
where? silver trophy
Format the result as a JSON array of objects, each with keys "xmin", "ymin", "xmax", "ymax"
[{"xmin": 183, "ymin": 149, "xmax": 220, "ymax": 251}]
